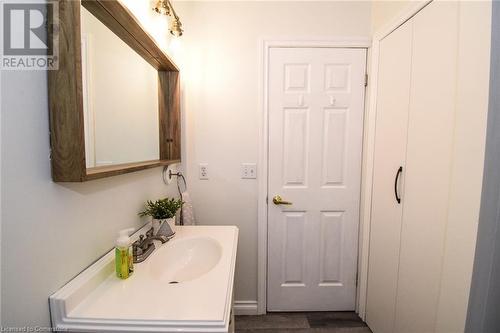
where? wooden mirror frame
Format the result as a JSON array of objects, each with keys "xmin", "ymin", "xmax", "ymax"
[{"xmin": 48, "ymin": 0, "xmax": 181, "ymax": 182}]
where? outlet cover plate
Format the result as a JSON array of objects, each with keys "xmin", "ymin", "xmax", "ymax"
[
  {"xmin": 199, "ymin": 163, "xmax": 208, "ymax": 180},
  {"xmin": 241, "ymin": 163, "xmax": 257, "ymax": 179}
]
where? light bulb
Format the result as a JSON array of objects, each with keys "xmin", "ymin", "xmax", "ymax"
[{"xmin": 170, "ymin": 18, "xmax": 183, "ymax": 37}]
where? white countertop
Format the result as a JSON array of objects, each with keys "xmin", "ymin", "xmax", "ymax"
[{"xmin": 50, "ymin": 225, "xmax": 239, "ymax": 332}]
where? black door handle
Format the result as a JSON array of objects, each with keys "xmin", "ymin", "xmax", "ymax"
[{"xmin": 394, "ymin": 166, "xmax": 403, "ymax": 204}]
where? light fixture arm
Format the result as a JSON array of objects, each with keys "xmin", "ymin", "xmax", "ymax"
[{"xmin": 166, "ymin": 0, "xmax": 180, "ymax": 21}]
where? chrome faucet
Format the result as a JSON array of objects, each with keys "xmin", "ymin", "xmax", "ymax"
[{"xmin": 132, "ymin": 222, "xmax": 175, "ymax": 263}]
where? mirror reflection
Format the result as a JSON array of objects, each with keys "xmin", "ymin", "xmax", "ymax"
[{"xmin": 81, "ymin": 7, "xmax": 160, "ymax": 168}]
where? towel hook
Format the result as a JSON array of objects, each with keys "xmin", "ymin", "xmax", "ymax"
[
  {"xmin": 163, "ymin": 165, "xmax": 188, "ymax": 226},
  {"xmin": 162, "ymin": 166, "xmax": 187, "ymax": 191}
]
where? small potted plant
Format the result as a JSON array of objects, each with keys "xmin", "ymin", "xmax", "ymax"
[{"xmin": 139, "ymin": 197, "xmax": 183, "ymax": 233}]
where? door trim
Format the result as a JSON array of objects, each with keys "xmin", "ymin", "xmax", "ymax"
[{"xmin": 258, "ymin": 38, "xmax": 371, "ymax": 315}]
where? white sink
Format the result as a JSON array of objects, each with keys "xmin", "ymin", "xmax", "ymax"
[
  {"xmin": 49, "ymin": 226, "xmax": 238, "ymax": 333},
  {"xmin": 148, "ymin": 236, "xmax": 222, "ymax": 283}
]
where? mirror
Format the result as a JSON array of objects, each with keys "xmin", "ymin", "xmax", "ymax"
[
  {"xmin": 48, "ymin": 0, "xmax": 180, "ymax": 182},
  {"xmin": 80, "ymin": 7, "xmax": 160, "ymax": 168}
]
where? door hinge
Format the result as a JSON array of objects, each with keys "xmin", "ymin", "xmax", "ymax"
[
  {"xmin": 364, "ymin": 73, "xmax": 368, "ymax": 87},
  {"xmin": 355, "ymin": 271, "xmax": 359, "ymax": 287},
  {"xmin": 266, "ymin": 196, "xmax": 268, "ymax": 205}
]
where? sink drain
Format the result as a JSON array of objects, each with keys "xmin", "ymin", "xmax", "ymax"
[{"xmin": 169, "ymin": 281, "xmax": 179, "ymax": 284}]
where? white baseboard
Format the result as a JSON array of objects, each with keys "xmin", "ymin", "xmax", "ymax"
[{"xmin": 233, "ymin": 300, "xmax": 259, "ymax": 315}]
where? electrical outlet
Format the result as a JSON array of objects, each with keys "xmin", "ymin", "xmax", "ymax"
[
  {"xmin": 241, "ymin": 163, "xmax": 257, "ymax": 179},
  {"xmin": 199, "ymin": 163, "xmax": 209, "ymax": 180}
]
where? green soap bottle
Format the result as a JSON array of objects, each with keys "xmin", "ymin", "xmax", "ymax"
[{"xmin": 115, "ymin": 228, "xmax": 135, "ymax": 279}]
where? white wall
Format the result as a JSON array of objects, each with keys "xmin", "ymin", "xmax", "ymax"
[
  {"xmin": 435, "ymin": 2, "xmax": 491, "ymax": 332},
  {"xmin": 371, "ymin": 0, "xmax": 420, "ymax": 33},
  {"xmin": 0, "ymin": 0, "xmax": 181, "ymax": 326},
  {"xmin": 174, "ymin": 1, "xmax": 371, "ymax": 304},
  {"xmin": 466, "ymin": 1, "xmax": 500, "ymax": 332}
]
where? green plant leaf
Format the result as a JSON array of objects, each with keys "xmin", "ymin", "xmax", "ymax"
[{"xmin": 138, "ymin": 197, "xmax": 183, "ymax": 219}]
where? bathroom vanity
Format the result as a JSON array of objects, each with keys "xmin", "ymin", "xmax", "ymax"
[{"xmin": 50, "ymin": 226, "xmax": 238, "ymax": 332}]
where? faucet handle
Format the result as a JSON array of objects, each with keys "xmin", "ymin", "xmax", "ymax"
[{"xmin": 132, "ymin": 241, "xmax": 143, "ymax": 255}]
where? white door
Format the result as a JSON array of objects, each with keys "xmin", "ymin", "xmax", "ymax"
[
  {"xmin": 267, "ymin": 47, "xmax": 367, "ymax": 311},
  {"xmin": 366, "ymin": 20, "xmax": 413, "ymax": 333},
  {"xmin": 366, "ymin": 2, "xmax": 460, "ymax": 332},
  {"xmin": 394, "ymin": 2, "xmax": 458, "ymax": 332}
]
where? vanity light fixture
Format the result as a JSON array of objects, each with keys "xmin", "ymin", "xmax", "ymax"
[
  {"xmin": 170, "ymin": 16, "xmax": 183, "ymax": 37},
  {"xmin": 152, "ymin": 0, "xmax": 170, "ymax": 16},
  {"xmin": 153, "ymin": 0, "xmax": 183, "ymax": 37}
]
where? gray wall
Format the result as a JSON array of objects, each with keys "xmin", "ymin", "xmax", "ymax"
[
  {"xmin": 466, "ymin": 1, "xmax": 500, "ymax": 332},
  {"xmin": 0, "ymin": 70, "xmax": 180, "ymax": 326}
]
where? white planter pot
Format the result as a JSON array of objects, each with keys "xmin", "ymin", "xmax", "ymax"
[
  {"xmin": 164, "ymin": 217, "xmax": 176, "ymax": 232},
  {"xmin": 151, "ymin": 219, "xmax": 161, "ymax": 234},
  {"xmin": 152, "ymin": 217, "xmax": 176, "ymax": 234}
]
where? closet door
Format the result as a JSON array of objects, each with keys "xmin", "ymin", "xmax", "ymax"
[
  {"xmin": 366, "ymin": 21, "xmax": 413, "ymax": 333},
  {"xmin": 394, "ymin": 2, "xmax": 459, "ymax": 332}
]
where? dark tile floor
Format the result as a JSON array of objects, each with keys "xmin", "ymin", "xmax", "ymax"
[{"xmin": 235, "ymin": 312, "xmax": 372, "ymax": 333}]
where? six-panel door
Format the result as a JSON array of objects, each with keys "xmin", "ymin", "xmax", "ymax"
[{"xmin": 267, "ymin": 47, "xmax": 367, "ymax": 311}]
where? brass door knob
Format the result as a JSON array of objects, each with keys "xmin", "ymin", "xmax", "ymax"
[{"xmin": 272, "ymin": 195, "xmax": 293, "ymax": 205}]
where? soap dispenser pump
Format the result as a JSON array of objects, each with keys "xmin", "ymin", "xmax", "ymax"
[{"xmin": 115, "ymin": 228, "xmax": 135, "ymax": 279}]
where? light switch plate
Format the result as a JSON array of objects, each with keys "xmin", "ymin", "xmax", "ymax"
[
  {"xmin": 241, "ymin": 163, "xmax": 257, "ymax": 179},
  {"xmin": 199, "ymin": 163, "xmax": 208, "ymax": 180}
]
